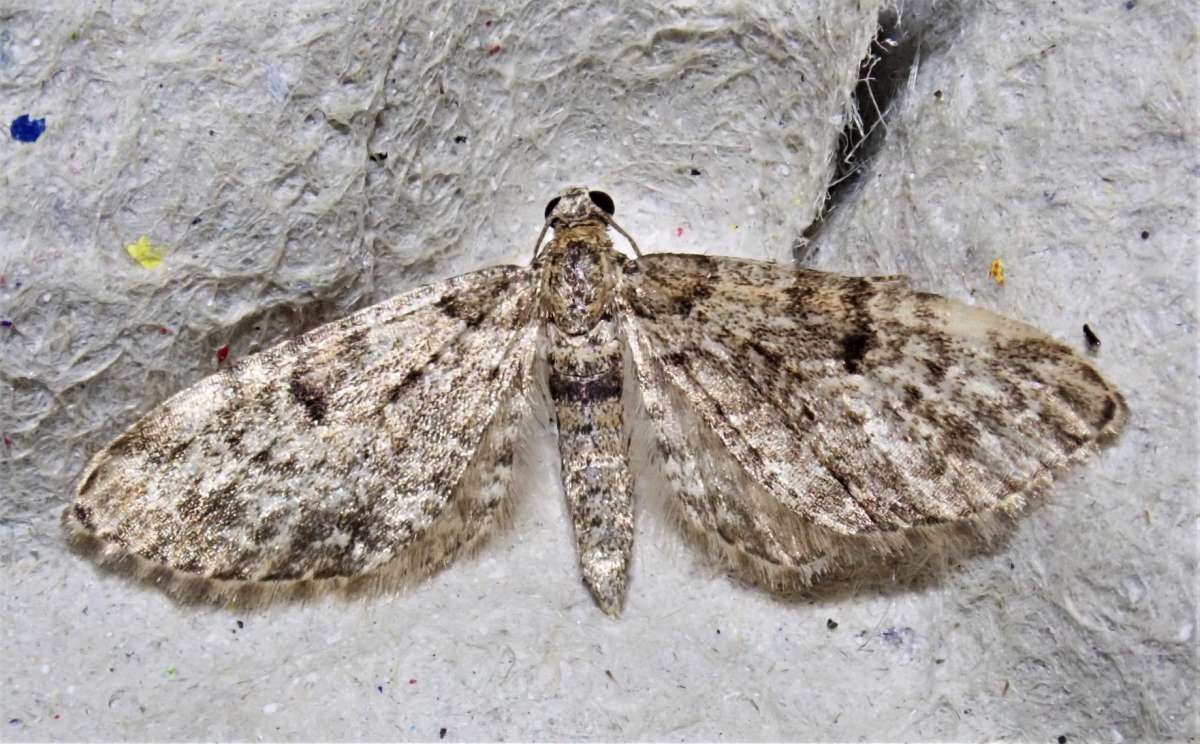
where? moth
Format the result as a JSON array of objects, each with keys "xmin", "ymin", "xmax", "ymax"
[{"xmin": 65, "ymin": 187, "xmax": 1128, "ymax": 615}]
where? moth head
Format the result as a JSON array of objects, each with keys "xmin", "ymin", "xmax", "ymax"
[{"xmin": 544, "ymin": 187, "xmax": 615, "ymax": 229}]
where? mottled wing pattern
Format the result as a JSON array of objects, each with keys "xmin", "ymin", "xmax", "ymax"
[
  {"xmin": 620, "ymin": 253, "xmax": 1127, "ymax": 588},
  {"xmin": 65, "ymin": 266, "xmax": 541, "ymax": 603}
]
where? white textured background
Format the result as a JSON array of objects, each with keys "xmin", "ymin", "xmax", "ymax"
[{"xmin": 1, "ymin": 1, "xmax": 1195, "ymax": 741}]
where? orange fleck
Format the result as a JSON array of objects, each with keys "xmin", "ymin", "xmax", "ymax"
[{"xmin": 989, "ymin": 259, "xmax": 1006, "ymax": 285}]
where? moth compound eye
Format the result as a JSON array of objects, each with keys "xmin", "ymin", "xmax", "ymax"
[
  {"xmin": 588, "ymin": 191, "xmax": 614, "ymax": 216},
  {"xmin": 544, "ymin": 197, "xmax": 562, "ymax": 220}
]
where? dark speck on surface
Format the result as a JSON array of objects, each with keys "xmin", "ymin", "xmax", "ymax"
[
  {"xmin": 439, "ymin": 727, "xmax": 447, "ymax": 739},
  {"xmin": 1140, "ymin": 229, "xmax": 1150, "ymax": 240},
  {"xmin": 880, "ymin": 626, "xmax": 915, "ymax": 646},
  {"xmin": 690, "ymin": 168, "xmax": 701, "ymax": 176},
  {"xmin": 826, "ymin": 618, "xmax": 838, "ymax": 630},
  {"xmin": 1058, "ymin": 736, "xmax": 1067, "ymax": 744},
  {"xmin": 454, "ymin": 135, "xmax": 468, "ymax": 144}
]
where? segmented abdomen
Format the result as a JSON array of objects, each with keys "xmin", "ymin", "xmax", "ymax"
[{"xmin": 548, "ymin": 317, "xmax": 632, "ymax": 615}]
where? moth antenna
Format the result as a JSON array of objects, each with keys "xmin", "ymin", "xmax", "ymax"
[
  {"xmin": 602, "ymin": 214, "xmax": 642, "ymax": 257},
  {"xmin": 531, "ymin": 219, "xmax": 551, "ymax": 261}
]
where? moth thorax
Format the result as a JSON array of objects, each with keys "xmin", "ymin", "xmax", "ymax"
[{"xmin": 543, "ymin": 228, "xmax": 620, "ymax": 335}]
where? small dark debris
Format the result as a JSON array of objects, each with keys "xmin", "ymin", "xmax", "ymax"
[
  {"xmin": 715, "ymin": 628, "xmax": 721, "ymax": 635},
  {"xmin": 377, "ymin": 685, "xmax": 384, "ymax": 694},
  {"xmin": 1124, "ymin": 0, "xmax": 1136, "ymax": 8},
  {"xmin": 454, "ymin": 135, "xmax": 468, "ymax": 144},
  {"xmin": 236, "ymin": 620, "xmax": 244, "ymax": 629},
  {"xmin": 439, "ymin": 727, "xmax": 447, "ymax": 739},
  {"xmin": 0, "ymin": 319, "xmax": 12, "ymax": 328},
  {"xmin": 880, "ymin": 626, "xmax": 914, "ymax": 646},
  {"xmin": 1140, "ymin": 230, "xmax": 1150, "ymax": 240},
  {"xmin": 369, "ymin": 151, "xmax": 388, "ymax": 162},
  {"xmin": 8, "ymin": 719, "xmax": 20, "ymax": 726},
  {"xmin": 1083, "ymin": 324, "xmax": 1101, "ymax": 350},
  {"xmin": 933, "ymin": 89, "xmax": 943, "ymax": 100},
  {"xmin": 208, "ymin": 129, "xmax": 215, "ymax": 136},
  {"xmin": 1058, "ymin": 736, "xmax": 1068, "ymax": 744},
  {"xmin": 826, "ymin": 618, "xmax": 838, "ymax": 630},
  {"xmin": 934, "ymin": 658, "xmax": 945, "ymax": 664},
  {"xmin": 689, "ymin": 168, "xmax": 701, "ymax": 176}
]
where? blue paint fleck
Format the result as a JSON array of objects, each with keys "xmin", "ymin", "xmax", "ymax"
[
  {"xmin": 0, "ymin": 320, "xmax": 12, "ymax": 328},
  {"xmin": 10, "ymin": 114, "xmax": 46, "ymax": 143}
]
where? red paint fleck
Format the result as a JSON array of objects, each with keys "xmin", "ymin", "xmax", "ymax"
[
  {"xmin": 408, "ymin": 678, "xmax": 417, "ymax": 685},
  {"xmin": 485, "ymin": 20, "xmax": 493, "ymax": 26},
  {"xmin": 676, "ymin": 227, "xmax": 684, "ymax": 237},
  {"xmin": 3, "ymin": 436, "xmax": 12, "ymax": 449},
  {"xmin": 158, "ymin": 326, "xmax": 171, "ymax": 335},
  {"xmin": 53, "ymin": 715, "xmax": 60, "ymax": 721},
  {"xmin": 216, "ymin": 344, "xmax": 230, "ymax": 364},
  {"xmin": 487, "ymin": 44, "xmax": 503, "ymax": 56}
]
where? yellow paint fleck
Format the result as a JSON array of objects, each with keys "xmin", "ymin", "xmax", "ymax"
[
  {"xmin": 126, "ymin": 235, "xmax": 167, "ymax": 268},
  {"xmin": 989, "ymin": 258, "xmax": 1005, "ymax": 285}
]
